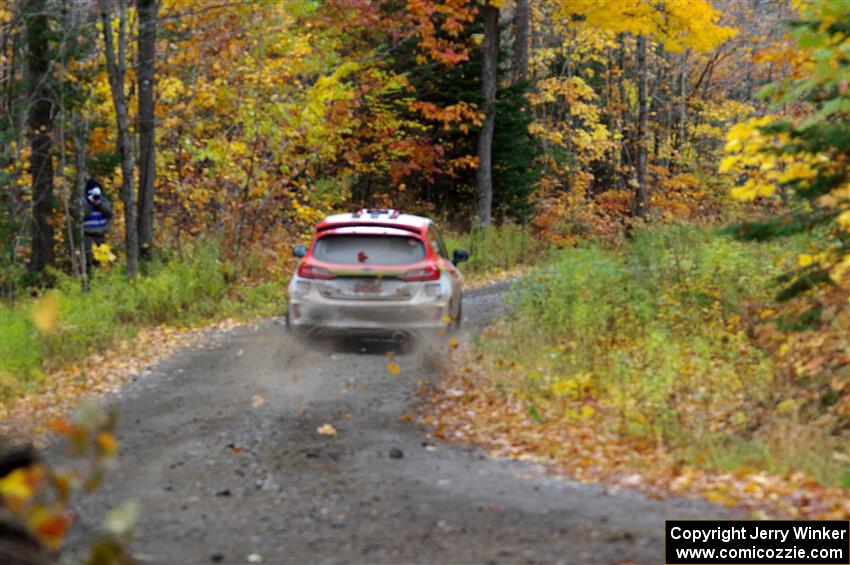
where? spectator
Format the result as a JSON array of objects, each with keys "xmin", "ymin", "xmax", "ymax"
[{"xmin": 76, "ymin": 178, "xmax": 113, "ymax": 269}]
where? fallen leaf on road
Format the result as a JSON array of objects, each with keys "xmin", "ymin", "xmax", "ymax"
[
  {"xmin": 48, "ymin": 418, "xmax": 75, "ymax": 436},
  {"xmin": 317, "ymin": 423, "xmax": 337, "ymax": 436},
  {"xmin": 105, "ymin": 501, "xmax": 139, "ymax": 536},
  {"xmin": 30, "ymin": 507, "xmax": 70, "ymax": 549},
  {"xmin": 251, "ymin": 395, "xmax": 265, "ymax": 408},
  {"xmin": 388, "ymin": 361, "xmax": 400, "ymax": 375},
  {"xmin": 96, "ymin": 432, "xmax": 118, "ymax": 457}
]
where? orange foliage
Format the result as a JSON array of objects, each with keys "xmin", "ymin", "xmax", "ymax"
[{"xmin": 406, "ymin": 0, "xmax": 478, "ymax": 65}]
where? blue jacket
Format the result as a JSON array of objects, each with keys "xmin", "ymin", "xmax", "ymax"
[{"xmin": 78, "ymin": 197, "xmax": 113, "ymax": 235}]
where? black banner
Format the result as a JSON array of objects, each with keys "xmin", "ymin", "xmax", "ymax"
[{"xmin": 666, "ymin": 520, "xmax": 849, "ymax": 564}]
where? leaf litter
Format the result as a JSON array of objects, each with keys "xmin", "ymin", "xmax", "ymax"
[
  {"xmin": 422, "ymin": 346, "xmax": 850, "ymax": 521},
  {"xmin": 1, "ymin": 318, "xmax": 244, "ymax": 446}
]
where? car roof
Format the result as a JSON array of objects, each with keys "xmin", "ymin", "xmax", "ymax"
[{"xmin": 315, "ymin": 209, "xmax": 430, "ymax": 235}]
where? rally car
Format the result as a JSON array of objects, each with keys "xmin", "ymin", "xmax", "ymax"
[{"xmin": 286, "ymin": 209, "xmax": 469, "ymax": 340}]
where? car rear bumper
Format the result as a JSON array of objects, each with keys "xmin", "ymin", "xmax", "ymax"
[
  {"xmin": 287, "ymin": 296, "xmax": 452, "ymax": 338},
  {"xmin": 286, "ymin": 272, "xmax": 459, "ymax": 338}
]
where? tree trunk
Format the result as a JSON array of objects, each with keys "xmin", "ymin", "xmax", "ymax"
[
  {"xmin": 137, "ymin": 0, "xmax": 157, "ymax": 258},
  {"xmin": 26, "ymin": 0, "xmax": 55, "ymax": 273},
  {"xmin": 633, "ymin": 34, "xmax": 648, "ymax": 217},
  {"xmin": 72, "ymin": 120, "xmax": 90, "ymax": 289},
  {"xmin": 511, "ymin": 0, "xmax": 528, "ymax": 84},
  {"xmin": 616, "ymin": 37, "xmax": 631, "ymax": 190},
  {"xmin": 100, "ymin": 0, "xmax": 138, "ymax": 277},
  {"xmin": 676, "ymin": 51, "xmax": 688, "ymax": 159},
  {"xmin": 475, "ymin": 2, "xmax": 499, "ymax": 225}
]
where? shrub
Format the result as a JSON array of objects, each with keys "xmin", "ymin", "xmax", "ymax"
[
  {"xmin": 444, "ymin": 223, "xmax": 551, "ymax": 277},
  {"xmin": 0, "ymin": 241, "xmax": 284, "ymax": 399},
  {"xmin": 480, "ymin": 225, "xmax": 847, "ymax": 484}
]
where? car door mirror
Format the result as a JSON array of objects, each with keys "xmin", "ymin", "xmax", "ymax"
[
  {"xmin": 452, "ymin": 249, "xmax": 469, "ymax": 265},
  {"xmin": 293, "ymin": 244, "xmax": 308, "ymax": 258}
]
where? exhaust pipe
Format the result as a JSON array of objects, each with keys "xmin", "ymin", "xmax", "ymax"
[{"xmin": 391, "ymin": 331, "xmax": 407, "ymax": 343}]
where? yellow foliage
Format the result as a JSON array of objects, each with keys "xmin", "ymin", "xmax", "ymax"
[
  {"xmin": 0, "ymin": 466, "xmax": 43, "ymax": 509},
  {"xmin": 798, "ymin": 254, "xmax": 814, "ymax": 268},
  {"xmin": 528, "ymin": 76, "xmax": 614, "ymax": 193},
  {"xmin": 554, "ymin": 0, "xmax": 736, "ymax": 53},
  {"xmin": 838, "ymin": 210, "xmax": 850, "ymax": 231},
  {"xmin": 31, "ymin": 292, "xmax": 59, "ymax": 335},
  {"xmin": 158, "ymin": 76, "xmax": 185, "ymax": 102},
  {"xmin": 720, "ymin": 116, "xmax": 829, "ymax": 202},
  {"xmin": 721, "ymin": 113, "xmax": 850, "ymax": 286},
  {"xmin": 550, "ymin": 378, "xmax": 577, "ymax": 397},
  {"xmin": 92, "ymin": 243, "xmax": 117, "ymax": 264},
  {"xmin": 776, "ymin": 398, "xmax": 797, "ymax": 414}
]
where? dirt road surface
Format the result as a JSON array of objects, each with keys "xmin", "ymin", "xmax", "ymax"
[{"xmin": 56, "ymin": 281, "xmax": 730, "ymax": 564}]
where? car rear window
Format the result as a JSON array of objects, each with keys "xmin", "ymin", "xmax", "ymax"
[{"xmin": 313, "ymin": 235, "xmax": 426, "ymax": 266}]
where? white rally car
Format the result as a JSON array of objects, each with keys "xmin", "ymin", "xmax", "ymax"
[{"xmin": 286, "ymin": 209, "xmax": 469, "ymax": 340}]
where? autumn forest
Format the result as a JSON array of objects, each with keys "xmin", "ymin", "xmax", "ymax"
[{"xmin": 1, "ymin": 0, "xmax": 850, "ymax": 559}]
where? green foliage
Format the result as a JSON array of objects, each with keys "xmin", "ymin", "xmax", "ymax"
[
  {"xmin": 444, "ymin": 223, "xmax": 550, "ymax": 277},
  {"xmin": 493, "ymin": 80, "xmax": 541, "ymax": 223},
  {"xmin": 482, "ymin": 226, "xmax": 845, "ymax": 484},
  {"xmin": 0, "ymin": 304, "xmax": 46, "ymax": 393},
  {"xmin": 86, "ymin": 151, "xmax": 122, "ymax": 180},
  {"xmin": 722, "ymin": 211, "xmax": 838, "ymax": 242},
  {"xmin": 721, "ymin": 3, "xmax": 850, "ymax": 303},
  {"xmin": 0, "ymin": 242, "xmax": 284, "ymax": 399}
]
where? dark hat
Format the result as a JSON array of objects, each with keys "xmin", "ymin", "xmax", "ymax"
[{"xmin": 85, "ymin": 178, "xmax": 102, "ymax": 194}]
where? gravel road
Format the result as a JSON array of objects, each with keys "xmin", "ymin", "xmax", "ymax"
[{"xmin": 57, "ymin": 280, "xmax": 730, "ymax": 564}]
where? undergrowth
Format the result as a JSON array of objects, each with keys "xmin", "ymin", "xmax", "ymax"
[
  {"xmin": 0, "ymin": 242, "xmax": 285, "ymax": 400},
  {"xmin": 444, "ymin": 223, "xmax": 552, "ymax": 278},
  {"xmin": 477, "ymin": 225, "xmax": 849, "ymax": 487}
]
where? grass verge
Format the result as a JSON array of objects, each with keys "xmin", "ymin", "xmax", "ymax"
[
  {"xmin": 429, "ymin": 224, "xmax": 850, "ymax": 497},
  {"xmin": 0, "ymin": 242, "xmax": 286, "ymax": 400},
  {"xmin": 444, "ymin": 223, "xmax": 553, "ymax": 284}
]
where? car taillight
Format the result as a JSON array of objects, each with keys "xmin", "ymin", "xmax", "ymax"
[
  {"xmin": 400, "ymin": 264, "xmax": 440, "ymax": 282},
  {"xmin": 298, "ymin": 262, "xmax": 335, "ymax": 280}
]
